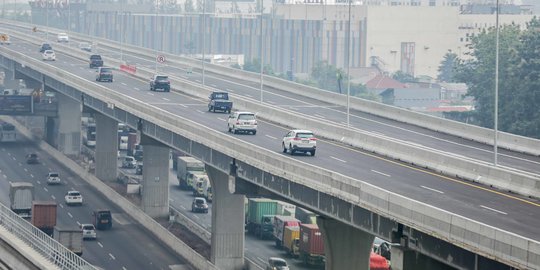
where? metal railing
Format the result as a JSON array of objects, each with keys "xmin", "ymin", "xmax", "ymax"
[{"xmin": 0, "ymin": 203, "xmax": 96, "ymax": 270}]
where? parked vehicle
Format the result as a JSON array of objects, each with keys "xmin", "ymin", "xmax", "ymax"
[
  {"xmin": 273, "ymin": 215, "xmax": 300, "ymax": 248},
  {"xmin": 9, "ymin": 182, "xmax": 34, "ymax": 218},
  {"xmin": 227, "ymin": 111, "xmax": 257, "ymax": 135},
  {"xmin": 92, "ymin": 209, "xmax": 112, "ymax": 230},
  {"xmin": 149, "ymin": 75, "xmax": 170, "ymax": 92},
  {"xmin": 64, "ymin": 190, "xmax": 83, "ymax": 206},
  {"xmin": 42, "ymin": 50, "xmax": 56, "ymax": 61},
  {"xmin": 135, "ymin": 163, "xmax": 143, "ymax": 175},
  {"xmin": 53, "ymin": 226, "xmax": 83, "ymax": 256},
  {"xmin": 89, "ymin": 54, "xmax": 103, "ymax": 68},
  {"xmin": 177, "ymin": 156, "xmax": 206, "ymax": 190},
  {"xmin": 295, "ymin": 207, "xmax": 317, "ymax": 224},
  {"xmin": 25, "ymin": 153, "xmax": 39, "ymax": 164},
  {"xmin": 80, "ymin": 223, "xmax": 97, "ymax": 240},
  {"xmin": 31, "ymin": 201, "xmax": 57, "ymax": 236},
  {"xmin": 246, "ymin": 198, "xmax": 278, "ymax": 239},
  {"xmin": 191, "ymin": 197, "xmax": 209, "ymax": 213},
  {"xmin": 266, "ymin": 257, "xmax": 289, "ymax": 270},
  {"xmin": 56, "ymin": 32, "xmax": 69, "ymax": 43},
  {"xmin": 39, "ymin": 43, "xmax": 52, "ymax": 53},
  {"xmin": 282, "ymin": 129, "xmax": 317, "ymax": 156},
  {"xmin": 208, "ymin": 91, "xmax": 232, "ymax": 113},
  {"xmin": 299, "ymin": 223, "xmax": 325, "ymax": 266},
  {"xmin": 122, "ymin": 156, "xmax": 137, "ymax": 169},
  {"xmin": 283, "ymin": 226, "xmax": 300, "ymax": 257},
  {"xmin": 46, "ymin": 172, "xmax": 61, "ymax": 185},
  {"xmin": 95, "ymin": 67, "xmax": 113, "ymax": 82}
]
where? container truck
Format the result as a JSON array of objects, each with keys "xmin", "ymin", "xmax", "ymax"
[
  {"xmin": 53, "ymin": 226, "xmax": 83, "ymax": 256},
  {"xmin": 246, "ymin": 198, "xmax": 277, "ymax": 239},
  {"xmin": 277, "ymin": 201, "xmax": 296, "ymax": 216},
  {"xmin": 126, "ymin": 132, "xmax": 138, "ymax": 155},
  {"xmin": 177, "ymin": 156, "xmax": 206, "ymax": 190},
  {"xmin": 283, "ymin": 226, "xmax": 300, "ymax": 257},
  {"xmin": 370, "ymin": 252, "xmax": 390, "ymax": 270},
  {"xmin": 9, "ymin": 182, "xmax": 34, "ymax": 218},
  {"xmin": 295, "ymin": 207, "xmax": 317, "ymax": 224},
  {"xmin": 273, "ymin": 215, "xmax": 300, "ymax": 248},
  {"xmin": 299, "ymin": 223, "xmax": 325, "ymax": 266},
  {"xmin": 31, "ymin": 201, "xmax": 57, "ymax": 236},
  {"xmin": 192, "ymin": 174, "xmax": 210, "ymax": 197}
]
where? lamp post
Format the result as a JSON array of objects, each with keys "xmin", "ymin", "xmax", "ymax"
[
  {"xmin": 201, "ymin": 0, "xmax": 206, "ymax": 86},
  {"xmin": 493, "ymin": 0, "xmax": 500, "ymax": 165},
  {"xmin": 259, "ymin": 0, "xmax": 264, "ymax": 103},
  {"xmin": 154, "ymin": 0, "xmax": 159, "ymax": 73},
  {"xmin": 120, "ymin": 1, "xmax": 124, "ymax": 62},
  {"xmin": 346, "ymin": 0, "xmax": 352, "ymax": 127}
]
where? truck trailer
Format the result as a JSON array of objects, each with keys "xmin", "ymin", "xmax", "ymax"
[
  {"xmin": 31, "ymin": 201, "xmax": 57, "ymax": 236},
  {"xmin": 9, "ymin": 182, "xmax": 34, "ymax": 218},
  {"xmin": 177, "ymin": 156, "xmax": 206, "ymax": 190},
  {"xmin": 53, "ymin": 226, "xmax": 83, "ymax": 256}
]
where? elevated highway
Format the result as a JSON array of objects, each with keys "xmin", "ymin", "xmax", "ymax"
[{"xmin": 0, "ymin": 26, "xmax": 538, "ymax": 270}]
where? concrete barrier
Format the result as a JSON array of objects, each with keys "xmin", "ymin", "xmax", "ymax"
[
  {"xmin": 0, "ymin": 228, "xmax": 59, "ymax": 270},
  {"xmin": 1, "ymin": 43, "xmax": 539, "ymax": 270}
]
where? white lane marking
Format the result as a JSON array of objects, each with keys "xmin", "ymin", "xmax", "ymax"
[
  {"xmin": 314, "ymin": 114, "xmax": 326, "ymax": 119},
  {"xmin": 180, "ymin": 205, "xmax": 186, "ymax": 210},
  {"xmin": 134, "ymin": 87, "xmax": 140, "ymax": 90},
  {"xmin": 12, "ymin": 157, "xmax": 16, "ymax": 160},
  {"xmin": 121, "ymin": 82, "xmax": 127, "ymax": 86},
  {"xmin": 192, "ymin": 215, "xmax": 200, "ymax": 220},
  {"xmin": 196, "ymin": 110, "xmax": 204, "ymax": 114},
  {"xmin": 195, "ymin": 79, "xmax": 201, "ymax": 83},
  {"xmin": 109, "ymin": 253, "xmax": 116, "ymax": 260},
  {"xmin": 18, "ymin": 162, "xmax": 22, "ymax": 166},
  {"xmin": 122, "ymin": 267, "xmax": 127, "ymax": 270},
  {"xmin": 147, "ymin": 92, "xmax": 154, "ymax": 96},
  {"xmin": 7, "ymin": 152, "xmax": 10, "ymax": 156},
  {"xmin": 169, "ymin": 198, "xmax": 174, "ymax": 202},
  {"xmin": 226, "ymin": 88, "xmax": 235, "ymax": 92},
  {"xmin": 51, "ymin": 195, "xmax": 56, "ymax": 200},
  {"xmin": 245, "ymin": 94, "xmax": 253, "ymax": 98},
  {"xmin": 265, "ymin": 135, "xmax": 277, "ymax": 140},
  {"xmin": 179, "ymin": 104, "xmax": 187, "ymax": 108},
  {"xmin": 257, "ymin": 257, "xmax": 266, "ymax": 263},
  {"xmin": 68, "ymin": 212, "xmax": 73, "ymax": 218},
  {"xmin": 24, "ymin": 168, "xmax": 28, "ymax": 172},
  {"xmin": 210, "ymin": 84, "xmax": 217, "ymax": 87},
  {"xmin": 217, "ymin": 117, "xmax": 227, "ymax": 122},
  {"xmin": 36, "ymin": 180, "xmax": 40, "ymax": 184},
  {"xmin": 330, "ymin": 156, "xmax": 347, "ymax": 163},
  {"xmin": 59, "ymin": 204, "xmax": 64, "ymax": 208},
  {"xmin": 162, "ymin": 97, "xmax": 170, "ymax": 101},
  {"xmin": 480, "ymin": 205, "xmax": 508, "ymax": 215},
  {"xmin": 267, "ymin": 100, "xmax": 275, "ymax": 104},
  {"xmin": 43, "ymin": 187, "xmax": 48, "ymax": 192},
  {"xmin": 420, "ymin": 186, "xmax": 444, "ymax": 194},
  {"xmin": 76, "ymin": 221, "xmax": 81, "ymax": 226},
  {"xmin": 2, "ymin": 174, "xmax": 6, "ymax": 178},
  {"xmin": 98, "ymin": 242, "xmax": 104, "ymax": 248},
  {"xmin": 371, "ymin": 170, "xmax": 391, "ymax": 177}
]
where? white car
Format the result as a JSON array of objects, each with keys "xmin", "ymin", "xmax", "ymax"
[
  {"xmin": 42, "ymin": 50, "xmax": 56, "ymax": 61},
  {"xmin": 80, "ymin": 224, "xmax": 97, "ymax": 240},
  {"xmin": 79, "ymin": 42, "xmax": 92, "ymax": 52},
  {"xmin": 46, "ymin": 172, "xmax": 61, "ymax": 185},
  {"xmin": 227, "ymin": 111, "xmax": 257, "ymax": 135},
  {"xmin": 282, "ymin": 129, "xmax": 317, "ymax": 156},
  {"xmin": 122, "ymin": 156, "xmax": 137, "ymax": 169},
  {"xmin": 64, "ymin": 190, "xmax": 83, "ymax": 205},
  {"xmin": 57, "ymin": 32, "xmax": 69, "ymax": 43}
]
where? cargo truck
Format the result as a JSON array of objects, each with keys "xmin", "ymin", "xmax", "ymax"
[
  {"xmin": 177, "ymin": 156, "xmax": 206, "ymax": 190},
  {"xmin": 295, "ymin": 207, "xmax": 317, "ymax": 224},
  {"xmin": 53, "ymin": 226, "xmax": 83, "ymax": 256},
  {"xmin": 299, "ymin": 223, "xmax": 325, "ymax": 266},
  {"xmin": 246, "ymin": 198, "xmax": 277, "ymax": 239},
  {"xmin": 31, "ymin": 201, "xmax": 57, "ymax": 236},
  {"xmin": 92, "ymin": 209, "xmax": 112, "ymax": 230},
  {"xmin": 9, "ymin": 182, "xmax": 34, "ymax": 218},
  {"xmin": 192, "ymin": 174, "xmax": 210, "ymax": 197},
  {"xmin": 201, "ymin": 178, "xmax": 212, "ymax": 201},
  {"xmin": 273, "ymin": 215, "xmax": 300, "ymax": 248},
  {"xmin": 283, "ymin": 226, "xmax": 300, "ymax": 257},
  {"xmin": 277, "ymin": 201, "xmax": 296, "ymax": 216}
]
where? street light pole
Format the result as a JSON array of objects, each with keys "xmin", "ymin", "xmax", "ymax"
[
  {"xmin": 201, "ymin": 0, "xmax": 206, "ymax": 86},
  {"xmin": 120, "ymin": 2, "xmax": 124, "ymax": 62},
  {"xmin": 46, "ymin": 0, "xmax": 49, "ymax": 40},
  {"xmin": 154, "ymin": 0, "xmax": 158, "ymax": 74},
  {"xmin": 493, "ymin": 0, "xmax": 500, "ymax": 165},
  {"xmin": 346, "ymin": 0, "xmax": 352, "ymax": 127},
  {"xmin": 259, "ymin": 1, "xmax": 264, "ymax": 103}
]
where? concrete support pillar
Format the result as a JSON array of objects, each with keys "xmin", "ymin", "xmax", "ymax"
[
  {"xmin": 391, "ymin": 246, "xmax": 455, "ymax": 270},
  {"xmin": 56, "ymin": 94, "xmax": 81, "ymax": 157},
  {"xmin": 206, "ymin": 165, "xmax": 245, "ymax": 270},
  {"xmin": 140, "ymin": 136, "xmax": 169, "ymax": 218},
  {"xmin": 317, "ymin": 217, "xmax": 374, "ymax": 270},
  {"xmin": 95, "ymin": 114, "xmax": 118, "ymax": 182}
]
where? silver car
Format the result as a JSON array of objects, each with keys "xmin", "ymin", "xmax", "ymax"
[
  {"xmin": 80, "ymin": 224, "xmax": 97, "ymax": 240},
  {"xmin": 266, "ymin": 257, "xmax": 289, "ymax": 270}
]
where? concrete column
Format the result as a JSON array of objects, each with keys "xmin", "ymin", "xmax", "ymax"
[
  {"xmin": 140, "ymin": 136, "xmax": 169, "ymax": 218},
  {"xmin": 206, "ymin": 165, "xmax": 245, "ymax": 270},
  {"xmin": 56, "ymin": 94, "xmax": 81, "ymax": 157},
  {"xmin": 317, "ymin": 217, "xmax": 374, "ymax": 270},
  {"xmin": 95, "ymin": 114, "xmax": 118, "ymax": 182},
  {"xmin": 391, "ymin": 246, "xmax": 455, "ymax": 270}
]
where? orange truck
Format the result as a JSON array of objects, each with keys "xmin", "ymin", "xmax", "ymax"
[{"xmin": 31, "ymin": 201, "xmax": 57, "ymax": 236}]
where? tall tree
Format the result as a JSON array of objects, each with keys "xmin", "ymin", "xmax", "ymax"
[{"xmin": 437, "ymin": 52, "xmax": 458, "ymax": 82}]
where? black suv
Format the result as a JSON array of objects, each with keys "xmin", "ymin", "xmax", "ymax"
[
  {"xmin": 26, "ymin": 153, "xmax": 39, "ymax": 164},
  {"xmin": 39, "ymin": 43, "xmax": 52, "ymax": 53},
  {"xmin": 95, "ymin": 67, "xmax": 113, "ymax": 82},
  {"xmin": 149, "ymin": 75, "xmax": 170, "ymax": 92}
]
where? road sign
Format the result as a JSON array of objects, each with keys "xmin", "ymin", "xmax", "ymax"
[
  {"xmin": 0, "ymin": 95, "xmax": 33, "ymax": 115},
  {"xmin": 156, "ymin": 55, "xmax": 166, "ymax": 63}
]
